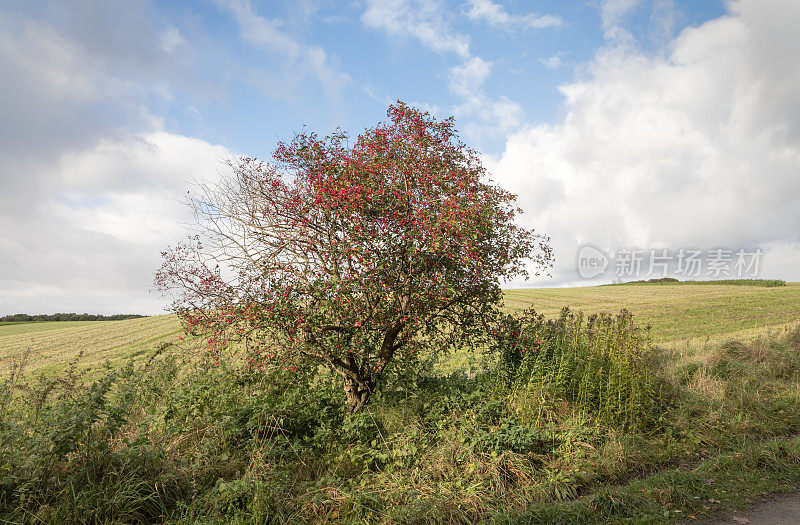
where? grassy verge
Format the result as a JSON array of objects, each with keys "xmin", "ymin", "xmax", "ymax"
[
  {"xmin": 1, "ymin": 309, "xmax": 799, "ymax": 523},
  {"xmin": 516, "ymin": 435, "xmax": 800, "ymax": 523}
]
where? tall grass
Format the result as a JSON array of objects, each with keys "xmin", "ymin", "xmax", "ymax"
[
  {"xmin": 0, "ymin": 355, "xmax": 188, "ymax": 523},
  {"xmin": 494, "ymin": 308, "xmax": 660, "ymax": 429}
]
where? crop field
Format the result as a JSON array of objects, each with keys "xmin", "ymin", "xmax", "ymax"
[
  {"xmin": 0, "ymin": 315, "xmax": 181, "ymax": 377},
  {"xmin": 506, "ymin": 282, "xmax": 800, "ymax": 343}
]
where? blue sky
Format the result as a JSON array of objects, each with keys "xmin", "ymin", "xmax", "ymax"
[
  {"xmin": 9, "ymin": 0, "xmax": 728, "ymax": 156},
  {"xmin": 141, "ymin": 0, "xmax": 728, "ymax": 156},
  {"xmin": 1, "ymin": 0, "xmax": 799, "ymax": 314}
]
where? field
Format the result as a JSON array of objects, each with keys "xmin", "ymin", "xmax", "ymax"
[
  {"xmin": 0, "ymin": 316, "xmax": 181, "ymax": 377},
  {"xmin": 2, "ymin": 282, "xmax": 800, "ymax": 524},
  {"xmin": 4, "ymin": 283, "xmax": 799, "ymax": 377},
  {"xmin": 506, "ymin": 282, "xmax": 800, "ymax": 343}
]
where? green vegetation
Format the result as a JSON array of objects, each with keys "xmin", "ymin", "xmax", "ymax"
[
  {"xmin": 505, "ymin": 282, "xmax": 800, "ymax": 343},
  {"xmin": 4, "ymin": 283, "xmax": 798, "ymax": 378},
  {"xmin": 0, "ymin": 313, "xmax": 146, "ymax": 323},
  {"xmin": 1, "ymin": 283, "xmax": 799, "ymax": 523},
  {"xmin": 494, "ymin": 308, "xmax": 660, "ymax": 430}
]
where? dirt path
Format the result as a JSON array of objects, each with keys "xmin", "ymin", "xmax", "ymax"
[{"xmin": 698, "ymin": 491, "xmax": 800, "ymax": 524}]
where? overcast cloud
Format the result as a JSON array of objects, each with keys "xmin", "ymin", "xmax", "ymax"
[{"xmin": 0, "ymin": 2, "xmax": 232, "ymax": 315}]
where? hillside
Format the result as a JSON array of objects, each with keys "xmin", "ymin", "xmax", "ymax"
[
  {"xmin": 505, "ymin": 282, "xmax": 800, "ymax": 343},
  {"xmin": 2, "ymin": 283, "xmax": 799, "ymax": 376}
]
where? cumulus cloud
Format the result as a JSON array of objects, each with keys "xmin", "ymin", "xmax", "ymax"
[
  {"xmin": 0, "ymin": 0, "xmax": 355, "ymax": 315},
  {"xmin": 361, "ymin": 0, "xmax": 524, "ymax": 142},
  {"xmin": 362, "ymin": 0, "xmax": 471, "ymax": 58},
  {"xmin": 0, "ymin": 130, "xmax": 234, "ymax": 315},
  {"xmin": 0, "ymin": 4, "xmax": 235, "ymax": 315},
  {"xmin": 466, "ymin": 0, "xmax": 562, "ymax": 31},
  {"xmin": 488, "ymin": 0, "xmax": 800, "ymax": 285},
  {"xmin": 0, "ymin": 0, "xmax": 350, "ymax": 315}
]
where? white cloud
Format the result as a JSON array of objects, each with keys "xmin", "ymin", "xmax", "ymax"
[
  {"xmin": 448, "ymin": 56, "xmax": 524, "ymax": 140},
  {"xmin": 454, "ymin": 94, "xmax": 524, "ymax": 138},
  {"xmin": 466, "ymin": 0, "xmax": 562, "ymax": 31},
  {"xmin": 362, "ymin": 0, "xmax": 471, "ymax": 58},
  {"xmin": 541, "ymin": 55, "xmax": 564, "ymax": 69},
  {"xmin": 0, "ymin": 132, "xmax": 234, "ymax": 315},
  {"xmin": 219, "ymin": 0, "xmax": 301, "ymax": 55},
  {"xmin": 216, "ymin": 0, "xmax": 350, "ymax": 100},
  {"xmin": 601, "ymin": 0, "xmax": 642, "ymax": 29},
  {"xmin": 160, "ymin": 27, "xmax": 185, "ymax": 54},
  {"xmin": 489, "ymin": 0, "xmax": 800, "ymax": 284},
  {"xmin": 600, "ymin": 0, "xmax": 678, "ymax": 44},
  {"xmin": 361, "ymin": 0, "xmax": 523, "ymax": 140},
  {"xmin": 0, "ymin": 7, "xmax": 237, "ymax": 315},
  {"xmin": 447, "ymin": 57, "xmax": 524, "ymax": 140},
  {"xmin": 650, "ymin": 0, "xmax": 678, "ymax": 40},
  {"xmin": 448, "ymin": 56, "xmax": 492, "ymax": 96}
]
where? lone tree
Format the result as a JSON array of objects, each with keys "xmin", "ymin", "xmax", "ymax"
[{"xmin": 156, "ymin": 102, "xmax": 552, "ymax": 412}]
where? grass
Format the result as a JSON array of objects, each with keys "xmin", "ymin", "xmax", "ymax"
[
  {"xmin": 514, "ymin": 435, "xmax": 800, "ymax": 523},
  {"xmin": 5, "ymin": 283, "xmax": 798, "ymax": 377},
  {"xmin": 1, "ymin": 282, "xmax": 800, "ymax": 523}
]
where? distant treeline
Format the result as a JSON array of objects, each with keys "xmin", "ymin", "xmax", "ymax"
[
  {"xmin": 0, "ymin": 313, "xmax": 146, "ymax": 322},
  {"xmin": 618, "ymin": 278, "xmax": 786, "ymax": 287}
]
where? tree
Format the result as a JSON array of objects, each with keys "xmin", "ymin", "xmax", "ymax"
[{"xmin": 156, "ymin": 102, "xmax": 552, "ymax": 412}]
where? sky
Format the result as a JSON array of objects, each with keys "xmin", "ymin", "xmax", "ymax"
[{"xmin": 1, "ymin": 0, "xmax": 798, "ymax": 315}]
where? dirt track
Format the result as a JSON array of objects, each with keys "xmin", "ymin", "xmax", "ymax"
[{"xmin": 698, "ymin": 491, "xmax": 800, "ymax": 524}]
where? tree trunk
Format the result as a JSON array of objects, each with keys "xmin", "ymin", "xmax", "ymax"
[{"xmin": 343, "ymin": 375, "xmax": 374, "ymax": 412}]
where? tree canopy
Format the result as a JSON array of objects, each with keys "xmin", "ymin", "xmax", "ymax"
[{"xmin": 156, "ymin": 102, "xmax": 552, "ymax": 411}]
